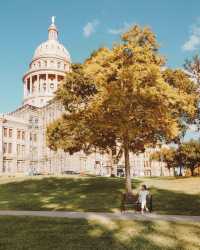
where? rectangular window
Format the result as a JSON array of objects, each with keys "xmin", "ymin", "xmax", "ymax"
[
  {"xmin": 22, "ymin": 131, "xmax": 25, "ymax": 140},
  {"xmin": 3, "ymin": 143, "xmax": 7, "ymax": 153},
  {"xmin": 8, "ymin": 143, "xmax": 12, "ymax": 154},
  {"xmin": 30, "ymin": 133, "xmax": 32, "ymax": 141},
  {"xmin": 9, "ymin": 129, "xmax": 12, "ymax": 138},
  {"xmin": 17, "ymin": 144, "xmax": 20, "ymax": 154},
  {"xmin": 17, "ymin": 130, "xmax": 21, "ymax": 140},
  {"xmin": 34, "ymin": 134, "xmax": 37, "ymax": 142},
  {"xmin": 3, "ymin": 128, "xmax": 7, "ymax": 137},
  {"xmin": 22, "ymin": 145, "xmax": 25, "ymax": 156}
]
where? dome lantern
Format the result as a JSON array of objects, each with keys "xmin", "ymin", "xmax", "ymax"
[{"xmin": 48, "ymin": 16, "xmax": 58, "ymax": 41}]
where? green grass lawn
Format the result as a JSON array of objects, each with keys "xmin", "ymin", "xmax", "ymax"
[
  {"xmin": 0, "ymin": 176, "xmax": 199, "ymax": 215},
  {"xmin": 0, "ymin": 216, "xmax": 199, "ymax": 250}
]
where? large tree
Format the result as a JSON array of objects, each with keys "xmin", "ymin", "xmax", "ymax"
[{"xmin": 47, "ymin": 25, "xmax": 199, "ymax": 194}]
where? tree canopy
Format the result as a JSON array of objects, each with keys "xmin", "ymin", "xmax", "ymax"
[{"xmin": 47, "ymin": 25, "xmax": 199, "ymax": 193}]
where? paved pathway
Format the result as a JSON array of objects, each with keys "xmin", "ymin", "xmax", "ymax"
[{"xmin": 0, "ymin": 210, "xmax": 200, "ymax": 222}]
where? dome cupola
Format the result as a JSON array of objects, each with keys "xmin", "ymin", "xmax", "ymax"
[
  {"xmin": 48, "ymin": 16, "xmax": 58, "ymax": 40},
  {"xmin": 33, "ymin": 16, "xmax": 70, "ymax": 62},
  {"xmin": 22, "ymin": 17, "xmax": 71, "ymax": 108}
]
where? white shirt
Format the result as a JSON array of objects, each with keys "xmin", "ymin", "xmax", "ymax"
[{"xmin": 138, "ymin": 190, "xmax": 149, "ymax": 203}]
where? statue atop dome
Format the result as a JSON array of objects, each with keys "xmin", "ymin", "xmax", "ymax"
[
  {"xmin": 52, "ymin": 16, "xmax": 56, "ymax": 24},
  {"xmin": 48, "ymin": 16, "xmax": 58, "ymax": 40}
]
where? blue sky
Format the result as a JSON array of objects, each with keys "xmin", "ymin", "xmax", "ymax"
[{"xmin": 0, "ymin": 0, "xmax": 199, "ymax": 139}]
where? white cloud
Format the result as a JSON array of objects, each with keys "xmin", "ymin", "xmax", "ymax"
[
  {"xmin": 83, "ymin": 20, "xmax": 99, "ymax": 38},
  {"xmin": 108, "ymin": 22, "xmax": 131, "ymax": 35},
  {"xmin": 182, "ymin": 22, "xmax": 200, "ymax": 51}
]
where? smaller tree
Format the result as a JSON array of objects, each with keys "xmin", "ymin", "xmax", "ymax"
[
  {"xmin": 178, "ymin": 140, "xmax": 200, "ymax": 176},
  {"xmin": 184, "ymin": 55, "xmax": 200, "ymax": 130},
  {"xmin": 151, "ymin": 140, "xmax": 200, "ymax": 176},
  {"xmin": 150, "ymin": 147, "xmax": 177, "ymax": 175},
  {"xmin": 184, "ymin": 54, "xmax": 200, "ymax": 84}
]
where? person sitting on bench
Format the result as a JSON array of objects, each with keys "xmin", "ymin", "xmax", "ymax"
[{"xmin": 138, "ymin": 184, "xmax": 150, "ymax": 214}]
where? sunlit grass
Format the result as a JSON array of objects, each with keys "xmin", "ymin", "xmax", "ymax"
[
  {"xmin": 139, "ymin": 176, "xmax": 200, "ymax": 194},
  {"xmin": 0, "ymin": 176, "xmax": 199, "ymax": 215},
  {"xmin": 0, "ymin": 216, "xmax": 199, "ymax": 250}
]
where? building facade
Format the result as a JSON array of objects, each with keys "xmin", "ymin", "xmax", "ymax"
[{"xmin": 0, "ymin": 18, "xmax": 171, "ymax": 177}]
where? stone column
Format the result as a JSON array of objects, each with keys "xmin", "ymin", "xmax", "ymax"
[
  {"xmin": 46, "ymin": 73, "xmax": 48, "ymax": 93},
  {"xmin": 30, "ymin": 75, "xmax": 33, "ymax": 95},
  {"xmin": 47, "ymin": 74, "xmax": 50, "ymax": 93},
  {"xmin": 36, "ymin": 75, "xmax": 39, "ymax": 94},
  {"xmin": 12, "ymin": 128, "xmax": 17, "ymax": 175},
  {"xmin": 27, "ymin": 78, "xmax": 30, "ymax": 96},
  {"xmin": 55, "ymin": 74, "xmax": 58, "ymax": 90},
  {"xmin": 26, "ymin": 79, "xmax": 29, "ymax": 96},
  {"xmin": 23, "ymin": 80, "xmax": 27, "ymax": 98}
]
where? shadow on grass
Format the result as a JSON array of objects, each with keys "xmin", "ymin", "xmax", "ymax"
[
  {"xmin": 0, "ymin": 216, "xmax": 200, "ymax": 250},
  {"xmin": 0, "ymin": 176, "xmax": 199, "ymax": 215},
  {"xmin": 0, "ymin": 177, "xmax": 141, "ymax": 212},
  {"xmin": 151, "ymin": 188, "xmax": 200, "ymax": 215}
]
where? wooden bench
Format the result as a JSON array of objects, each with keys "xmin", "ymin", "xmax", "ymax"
[{"xmin": 121, "ymin": 192, "xmax": 153, "ymax": 213}]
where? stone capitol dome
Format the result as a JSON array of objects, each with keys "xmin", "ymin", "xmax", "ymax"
[{"xmin": 23, "ymin": 17, "xmax": 71, "ymax": 108}]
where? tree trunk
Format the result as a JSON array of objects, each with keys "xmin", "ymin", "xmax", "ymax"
[
  {"xmin": 179, "ymin": 165, "xmax": 182, "ymax": 176},
  {"xmin": 173, "ymin": 167, "xmax": 176, "ymax": 177},
  {"xmin": 124, "ymin": 140, "xmax": 132, "ymax": 194},
  {"xmin": 109, "ymin": 149, "xmax": 115, "ymax": 176},
  {"xmin": 190, "ymin": 167, "xmax": 194, "ymax": 176}
]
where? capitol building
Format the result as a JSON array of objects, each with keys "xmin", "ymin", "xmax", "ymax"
[{"xmin": 0, "ymin": 18, "xmax": 169, "ymax": 177}]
